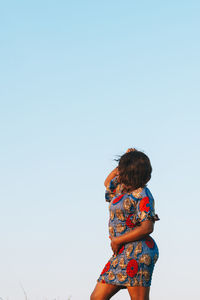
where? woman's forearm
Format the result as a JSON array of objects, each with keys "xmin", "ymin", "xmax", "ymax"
[
  {"xmin": 117, "ymin": 221, "xmax": 154, "ymax": 245},
  {"xmin": 104, "ymin": 167, "xmax": 118, "ymax": 187}
]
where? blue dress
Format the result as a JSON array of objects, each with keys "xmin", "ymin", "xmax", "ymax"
[{"xmin": 97, "ymin": 176, "xmax": 159, "ymax": 287}]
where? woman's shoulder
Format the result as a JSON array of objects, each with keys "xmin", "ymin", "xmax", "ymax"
[
  {"xmin": 128, "ymin": 186, "xmax": 153, "ymax": 200},
  {"xmin": 142, "ymin": 186, "xmax": 154, "ymax": 200}
]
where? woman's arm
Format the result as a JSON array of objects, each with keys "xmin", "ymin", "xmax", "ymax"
[
  {"xmin": 110, "ymin": 220, "xmax": 154, "ymax": 255},
  {"xmin": 104, "ymin": 148, "xmax": 135, "ymax": 188},
  {"xmin": 104, "ymin": 167, "xmax": 118, "ymax": 187}
]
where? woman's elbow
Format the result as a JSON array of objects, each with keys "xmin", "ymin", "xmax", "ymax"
[
  {"xmin": 141, "ymin": 221, "xmax": 154, "ymax": 235},
  {"xmin": 147, "ymin": 226, "xmax": 154, "ymax": 234}
]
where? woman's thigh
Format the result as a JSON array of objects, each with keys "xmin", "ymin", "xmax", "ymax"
[
  {"xmin": 90, "ymin": 282, "xmax": 123, "ymax": 300},
  {"xmin": 127, "ymin": 286, "xmax": 150, "ymax": 300}
]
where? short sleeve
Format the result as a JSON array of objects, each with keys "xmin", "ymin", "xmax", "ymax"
[
  {"xmin": 136, "ymin": 188, "xmax": 160, "ymax": 223},
  {"xmin": 105, "ymin": 176, "xmax": 120, "ymax": 202}
]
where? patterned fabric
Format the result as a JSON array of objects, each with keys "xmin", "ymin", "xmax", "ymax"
[{"xmin": 97, "ymin": 176, "xmax": 159, "ymax": 287}]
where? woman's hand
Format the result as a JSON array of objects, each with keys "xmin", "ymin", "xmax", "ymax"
[
  {"xmin": 109, "ymin": 236, "xmax": 122, "ymax": 256},
  {"xmin": 126, "ymin": 148, "xmax": 136, "ymax": 153}
]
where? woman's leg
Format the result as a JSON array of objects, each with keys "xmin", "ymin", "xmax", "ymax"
[
  {"xmin": 90, "ymin": 282, "xmax": 123, "ymax": 300},
  {"xmin": 127, "ymin": 286, "xmax": 150, "ymax": 300}
]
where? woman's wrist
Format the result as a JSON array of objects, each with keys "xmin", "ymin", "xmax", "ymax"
[
  {"xmin": 116, "ymin": 235, "xmax": 124, "ymax": 245},
  {"xmin": 116, "ymin": 232, "xmax": 134, "ymax": 245},
  {"xmin": 115, "ymin": 236, "xmax": 123, "ymax": 247}
]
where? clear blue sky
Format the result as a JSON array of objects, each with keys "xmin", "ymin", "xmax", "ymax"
[{"xmin": 0, "ymin": 1, "xmax": 200, "ymax": 299}]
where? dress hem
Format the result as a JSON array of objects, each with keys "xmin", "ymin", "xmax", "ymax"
[
  {"xmin": 97, "ymin": 278, "xmax": 151, "ymax": 288},
  {"xmin": 97, "ymin": 278, "xmax": 127, "ymax": 289}
]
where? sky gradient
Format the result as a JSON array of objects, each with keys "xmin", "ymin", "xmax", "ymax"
[{"xmin": 0, "ymin": 1, "xmax": 200, "ymax": 299}]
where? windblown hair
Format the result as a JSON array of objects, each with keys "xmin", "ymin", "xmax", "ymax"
[{"xmin": 116, "ymin": 150, "xmax": 152, "ymax": 193}]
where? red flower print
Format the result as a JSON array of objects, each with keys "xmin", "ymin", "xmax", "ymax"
[
  {"xmin": 101, "ymin": 261, "xmax": 111, "ymax": 275},
  {"xmin": 139, "ymin": 197, "xmax": 150, "ymax": 212},
  {"xmin": 118, "ymin": 245, "xmax": 125, "ymax": 254},
  {"xmin": 113, "ymin": 194, "xmax": 124, "ymax": 205},
  {"xmin": 113, "ymin": 189, "xmax": 116, "ymax": 193},
  {"xmin": 101, "ymin": 279, "xmax": 106, "ymax": 283},
  {"xmin": 145, "ymin": 236, "xmax": 155, "ymax": 248},
  {"xmin": 126, "ymin": 259, "xmax": 138, "ymax": 277},
  {"xmin": 126, "ymin": 214, "xmax": 136, "ymax": 228}
]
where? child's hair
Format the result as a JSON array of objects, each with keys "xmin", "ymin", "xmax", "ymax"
[{"xmin": 115, "ymin": 150, "xmax": 152, "ymax": 192}]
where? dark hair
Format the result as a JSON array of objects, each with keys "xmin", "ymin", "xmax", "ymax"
[{"xmin": 116, "ymin": 150, "xmax": 152, "ymax": 192}]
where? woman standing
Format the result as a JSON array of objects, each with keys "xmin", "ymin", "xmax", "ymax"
[{"xmin": 90, "ymin": 148, "xmax": 159, "ymax": 300}]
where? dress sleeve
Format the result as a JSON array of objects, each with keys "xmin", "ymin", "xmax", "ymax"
[
  {"xmin": 136, "ymin": 189, "xmax": 160, "ymax": 223},
  {"xmin": 105, "ymin": 175, "xmax": 120, "ymax": 202}
]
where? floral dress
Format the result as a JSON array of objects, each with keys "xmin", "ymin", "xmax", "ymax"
[{"xmin": 97, "ymin": 176, "xmax": 160, "ymax": 288}]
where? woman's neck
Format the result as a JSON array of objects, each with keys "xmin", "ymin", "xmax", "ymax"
[{"xmin": 120, "ymin": 184, "xmax": 144, "ymax": 196}]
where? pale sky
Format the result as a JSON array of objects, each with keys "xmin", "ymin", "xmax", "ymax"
[{"xmin": 0, "ymin": 1, "xmax": 200, "ymax": 299}]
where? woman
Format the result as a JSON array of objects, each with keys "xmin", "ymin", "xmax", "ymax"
[{"xmin": 90, "ymin": 148, "xmax": 159, "ymax": 300}]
